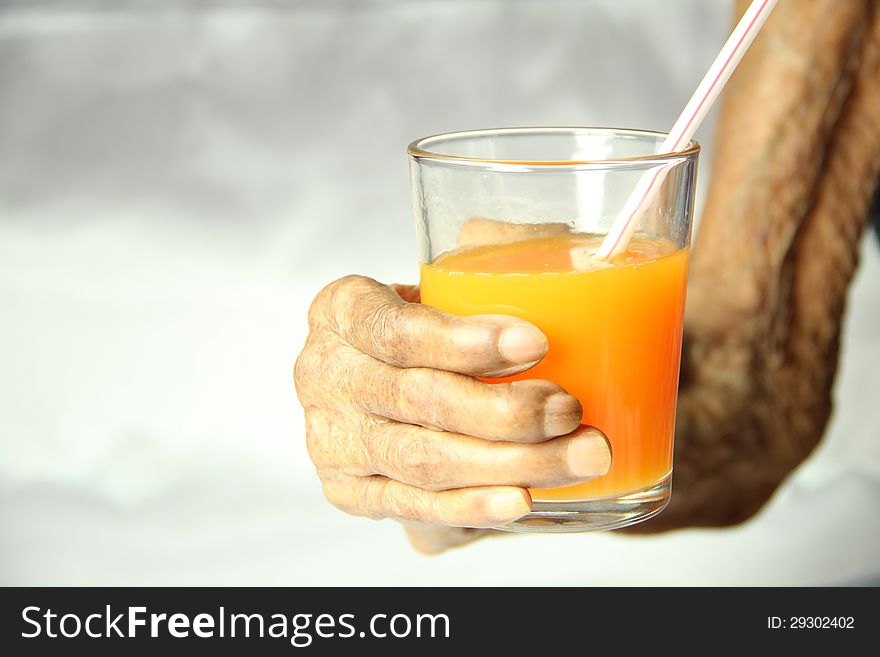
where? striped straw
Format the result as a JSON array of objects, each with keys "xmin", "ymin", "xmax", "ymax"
[{"xmin": 595, "ymin": 0, "xmax": 779, "ymax": 260}]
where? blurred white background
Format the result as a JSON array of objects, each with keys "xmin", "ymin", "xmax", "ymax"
[{"xmin": 1, "ymin": 0, "xmax": 878, "ymax": 585}]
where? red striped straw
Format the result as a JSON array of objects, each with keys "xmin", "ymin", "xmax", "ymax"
[{"xmin": 595, "ymin": 0, "xmax": 778, "ymax": 260}]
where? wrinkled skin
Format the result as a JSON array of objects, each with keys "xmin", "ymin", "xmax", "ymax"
[
  {"xmin": 294, "ymin": 0, "xmax": 880, "ymax": 553},
  {"xmin": 294, "ymin": 273, "xmax": 612, "ymax": 554}
]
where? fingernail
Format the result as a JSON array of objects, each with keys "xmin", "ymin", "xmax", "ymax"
[
  {"xmin": 498, "ymin": 325, "xmax": 547, "ymax": 364},
  {"xmin": 544, "ymin": 393, "xmax": 582, "ymax": 437},
  {"xmin": 567, "ymin": 429, "xmax": 611, "ymax": 478},
  {"xmin": 489, "ymin": 490, "xmax": 531, "ymax": 521}
]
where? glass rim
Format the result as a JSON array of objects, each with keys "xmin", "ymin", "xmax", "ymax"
[{"xmin": 407, "ymin": 126, "xmax": 701, "ymax": 169}]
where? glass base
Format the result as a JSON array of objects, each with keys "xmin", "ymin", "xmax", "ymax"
[{"xmin": 497, "ymin": 473, "xmax": 672, "ymax": 533}]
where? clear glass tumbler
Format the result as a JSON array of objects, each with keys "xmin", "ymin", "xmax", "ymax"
[{"xmin": 409, "ymin": 127, "xmax": 699, "ymax": 532}]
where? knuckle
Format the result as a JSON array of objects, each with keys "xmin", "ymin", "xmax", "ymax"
[
  {"xmin": 313, "ymin": 463, "xmax": 337, "ymax": 482},
  {"xmin": 321, "ymin": 274, "xmax": 421, "ymax": 369},
  {"xmin": 296, "ymin": 332, "xmax": 361, "ymax": 407},
  {"xmin": 362, "ymin": 476, "xmax": 397, "ymax": 520},
  {"xmin": 501, "ymin": 442, "xmax": 538, "ymax": 474},
  {"xmin": 310, "ymin": 275, "xmax": 374, "ymax": 330},
  {"xmin": 322, "ymin": 478, "xmax": 385, "ymax": 521},
  {"xmin": 473, "ymin": 496, "xmax": 498, "ymax": 526},
  {"xmin": 399, "ymin": 305, "xmax": 453, "ymax": 366},
  {"xmin": 343, "ymin": 353, "xmax": 400, "ymax": 415},
  {"xmin": 513, "ymin": 444, "xmax": 558, "ymax": 486},
  {"xmin": 293, "ymin": 334, "xmax": 338, "ymax": 405},
  {"xmin": 303, "ymin": 413, "xmax": 368, "ymax": 477},
  {"xmin": 303, "ymin": 414, "xmax": 324, "ymax": 462},
  {"xmin": 292, "ymin": 345, "xmax": 314, "ymax": 399},
  {"xmin": 495, "ymin": 382, "xmax": 523, "ymax": 414},
  {"xmin": 322, "ymin": 420, "xmax": 373, "ymax": 476},
  {"xmin": 390, "ymin": 430, "xmax": 446, "ymax": 490},
  {"xmin": 311, "ymin": 430, "xmax": 338, "ymax": 466},
  {"xmin": 308, "ymin": 280, "xmax": 338, "ymax": 330},
  {"xmin": 368, "ymin": 299, "xmax": 453, "ymax": 370},
  {"xmin": 394, "ymin": 368, "xmax": 441, "ymax": 425},
  {"xmin": 401, "ymin": 366, "xmax": 432, "ymax": 391},
  {"xmin": 439, "ymin": 492, "xmax": 485, "ymax": 528},
  {"xmin": 449, "ymin": 321, "xmax": 503, "ymax": 370},
  {"xmin": 496, "ymin": 382, "xmax": 544, "ymax": 429},
  {"xmin": 360, "ymin": 300, "xmax": 409, "ymax": 366},
  {"xmin": 373, "ymin": 478, "xmax": 430, "ymax": 523},
  {"xmin": 321, "ymin": 480, "xmax": 357, "ymax": 515}
]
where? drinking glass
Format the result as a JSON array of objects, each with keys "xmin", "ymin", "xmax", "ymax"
[{"xmin": 409, "ymin": 127, "xmax": 699, "ymax": 532}]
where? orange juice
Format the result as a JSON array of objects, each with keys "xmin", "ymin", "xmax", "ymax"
[{"xmin": 420, "ymin": 233, "xmax": 688, "ymax": 500}]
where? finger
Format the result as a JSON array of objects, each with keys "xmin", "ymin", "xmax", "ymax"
[
  {"xmin": 342, "ymin": 355, "xmax": 582, "ymax": 441},
  {"xmin": 331, "ymin": 422, "xmax": 610, "ymax": 491},
  {"xmin": 322, "ymin": 475, "xmax": 532, "ymax": 529},
  {"xmin": 401, "ymin": 522, "xmax": 495, "ymax": 555},
  {"xmin": 312, "ymin": 275, "xmax": 547, "ymax": 377}
]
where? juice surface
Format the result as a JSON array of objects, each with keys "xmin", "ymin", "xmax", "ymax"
[{"xmin": 419, "ymin": 233, "xmax": 688, "ymax": 500}]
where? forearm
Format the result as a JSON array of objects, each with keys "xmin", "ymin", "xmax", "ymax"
[{"xmin": 635, "ymin": 0, "xmax": 880, "ymax": 531}]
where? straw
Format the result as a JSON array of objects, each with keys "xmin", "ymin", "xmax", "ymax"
[{"xmin": 595, "ymin": 0, "xmax": 778, "ymax": 260}]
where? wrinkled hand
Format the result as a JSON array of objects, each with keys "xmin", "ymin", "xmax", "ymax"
[{"xmin": 293, "ymin": 275, "xmax": 611, "ymax": 553}]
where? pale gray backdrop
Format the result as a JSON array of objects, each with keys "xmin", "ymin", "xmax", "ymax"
[{"xmin": 1, "ymin": 0, "xmax": 878, "ymax": 585}]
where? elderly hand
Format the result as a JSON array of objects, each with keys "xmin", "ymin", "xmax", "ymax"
[{"xmin": 293, "ymin": 275, "xmax": 611, "ymax": 553}]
